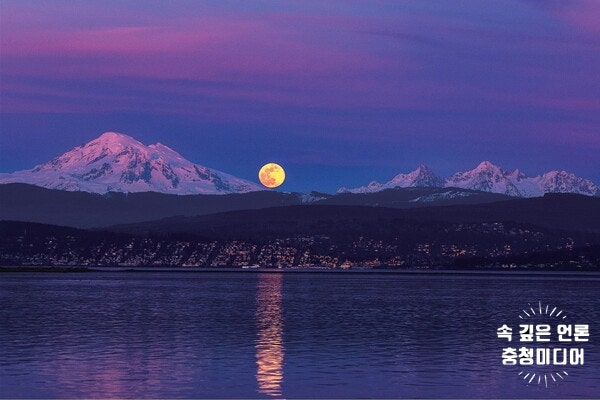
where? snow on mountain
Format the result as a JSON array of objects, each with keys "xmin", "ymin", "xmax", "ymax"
[
  {"xmin": 446, "ymin": 162, "xmax": 599, "ymax": 197},
  {"xmin": 340, "ymin": 161, "xmax": 599, "ymax": 197},
  {"xmin": 339, "ymin": 165, "xmax": 444, "ymax": 193},
  {"xmin": 535, "ymin": 170, "xmax": 600, "ymax": 197},
  {"xmin": 407, "ymin": 190, "xmax": 476, "ymax": 203},
  {"xmin": 389, "ymin": 164, "xmax": 445, "ymax": 188},
  {"xmin": 300, "ymin": 191, "xmax": 333, "ymax": 204},
  {"xmin": 446, "ymin": 161, "xmax": 522, "ymax": 196},
  {"xmin": 0, "ymin": 132, "xmax": 264, "ymax": 195}
]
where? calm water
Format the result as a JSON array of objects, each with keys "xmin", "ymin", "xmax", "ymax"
[{"xmin": 1, "ymin": 271, "xmax": 599, "ymax": 398}]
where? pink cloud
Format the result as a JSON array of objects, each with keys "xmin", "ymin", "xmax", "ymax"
[
  {"xmin": 2, "ymin": 17, "xmax": 263, "ymax": 57},
  {"xmin": 1, "ymin": 8, "xmax": 426, "ymax": 115},
  {"xmin": 2, "ymin": 1, "xmax": 599, "ymax": 125},
  {"xmin": 3, "ymin": 10, "xmax": 401, "ymax": 73}
]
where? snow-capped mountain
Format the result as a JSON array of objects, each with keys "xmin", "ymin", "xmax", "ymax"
[
  {"xmin": 536, "ymin": 170, "xmax": 600, "ymax": 196},
  {"xmin": 0, "ymin": 132, "xmax": 263, "ymax": 195},
  {"xmin": 338, "ymin": 165, "xmax": 444, "ymax": 194},
  {"xmin": 340, "ymin": 161, "xmax": 599, "ymax": 197},
  {"xmin": 446, "ymin": 161, "xmax": 522, "ymax": 196}
]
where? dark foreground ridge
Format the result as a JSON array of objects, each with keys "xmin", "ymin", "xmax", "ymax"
[
  {"xmin": 108, "ymin": 193, "xmax": 600, "ymax": 236},
  {"xmin": 1, "ymin": 193, "xmax": 599, "ymax": 269},
  {"xmin": 0, "ymin": 183, "xmax": 514, "ymax": 228}
]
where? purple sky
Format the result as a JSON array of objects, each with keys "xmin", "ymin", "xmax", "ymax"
[{"xmin": 1, "ymin": 0, "xmax": 599, "ymax": 192}]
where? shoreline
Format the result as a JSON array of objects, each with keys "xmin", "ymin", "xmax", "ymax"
[{"xmin": 1, "ymin": 265, "xmax": 599, "ymax": 278}]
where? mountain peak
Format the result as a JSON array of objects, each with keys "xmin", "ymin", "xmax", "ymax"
[
  {"xmin": 94, "ymin": 131, "xmax": 138, "ymax": 144},
  {"xmin": 0, "ymin": 132, "xmax": 263, "ymax": 195},
  {"xmin": 448, "ymin": 161, "xmax": 518, "ymax": 195},
  {"xmin": 98, "ymin": 131, "xmax": 130, "ymax": 139},
  {"xmin": 394, "ymin": 164, "xmax": 444, "ymax": 187},
  {"xmin": 537, "ymin": 170, "xmax": 599, "ymax": 196},
  {"xmin": 86, "ymin": 132, "xmax": 145, "ymax": 154},
  {"xmin": 341, "ymin": 161, "xmax": 598, "ymax": 198},
  {"xmin": 474, "ymin": 160, "xmax": 502, "ymax": 171},
  {"xmin": 343, "ymin": 165, "xmax": 444, "ymax": 193}
]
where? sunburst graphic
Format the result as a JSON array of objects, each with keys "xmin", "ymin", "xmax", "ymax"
[
  {"xmin": 515, "ymin": 301, "xmax": 571, "ymax": 388},
  {"xmin": 518, "ymin": 369, "xmax": 568, "ymax": 388},
  {"xmin": 518, "ymin": 301, "xmax": 568, "ymax": 320}
]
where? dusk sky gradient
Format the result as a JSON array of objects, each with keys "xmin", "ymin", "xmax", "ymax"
[{"xmin": 1, "ymin": 0, "xmax": 599, "ymax": 192}]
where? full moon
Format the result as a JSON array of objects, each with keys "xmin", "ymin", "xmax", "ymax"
[{"xmin": 259, "ymin": 163, "xmax": 285, "ymax": 188}]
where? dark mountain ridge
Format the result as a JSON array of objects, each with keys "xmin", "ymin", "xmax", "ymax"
[
  {"xmin": 107, "ymin": 193, "xmax": 600, "ymax": 236},
  {"xmin": 1, "ymin": 183, "xmax": 513, "ymax": 228},
  {"xmin": 0, "ymin": 183, "xmax": 300, "ymax": 228}
]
